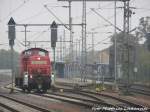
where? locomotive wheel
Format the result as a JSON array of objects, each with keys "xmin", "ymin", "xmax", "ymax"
[
  {"xmin": 36, "ymin": 84, "xmax": 42, "ymax": 93},
  {"xmin": 42, "ymin": 88, "xmax": 47, "ymax": 93},
  {"xmin": 27, "ymin": 87, "xmax": 31, "ymax": 93},
  {"xmin": 27, "ymin": 84, "xmax": 31, "ymax": 93},
  {"xmin": 22, "ymin": 88, "xmax": 25, "ymax": 92}
]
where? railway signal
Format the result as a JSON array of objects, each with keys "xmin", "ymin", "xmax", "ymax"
[
  {"xmin": 51, "ymin": 21, "xmax": 58, "ymax": 48},
  {"xmin": 51, "ymin": 21, "xmax": 58, "ymax": 86},
  {"xmin": 8, "ymin": 17, "xmax": 16, "ymax": 93},
  {"xmin": 8, "ymin": 17, "xmax": 16, "ymax": 46}
]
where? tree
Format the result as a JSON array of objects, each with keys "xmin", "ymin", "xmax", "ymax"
[
  {"xmin": 136, "ymin": 16, "xmax": 150, "ymax": 51},
  {"xmin": 136, "ymin": 45, "xmax": 150, "ymax": 84},
  {"xmin": 109, "ymin": 32, "xmax": 138, "ymax": 81}
]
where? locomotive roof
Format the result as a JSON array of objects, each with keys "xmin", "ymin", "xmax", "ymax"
[{"xmin": 22, "ymin": 48, "xmax": 48, "ymax": 54}]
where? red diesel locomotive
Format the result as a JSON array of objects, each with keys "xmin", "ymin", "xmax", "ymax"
[{"xmin": 15, "ymin": 48, "xmax": 51, "ymax": 92}]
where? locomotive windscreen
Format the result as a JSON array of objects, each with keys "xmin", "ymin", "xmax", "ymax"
[{"xmin": 23, "ymin": 48, "xmax": 48, "ymax": 56}]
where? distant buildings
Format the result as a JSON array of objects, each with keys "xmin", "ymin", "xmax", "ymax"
[
  {"xmin": 86, "ymin": 48, "xmax": 109, "ymax": 64},
  {"xmin": 97, "ymin": 48, "xmax": 109, "ymax": 64}
]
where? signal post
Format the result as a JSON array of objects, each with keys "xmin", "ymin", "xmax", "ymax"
[
  {"xmin": 8, "ymin": 17, "xmax": 16, "ymax": 93},
  {"xmin": 51, "ymin": 21, "xmax": 58, "ymax": 86}
]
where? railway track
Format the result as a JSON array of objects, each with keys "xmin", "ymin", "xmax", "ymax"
[
  {"xmin": 0, "ymin": 101, "xmax": 20, "ymax": 112},
  {"xmin": 85, "ymin": 81, "xmax": 150, "ymax": 97},
  {"xmin": 129, "ymin": 87, "xmax": 150, "ymax": 96},
  {"xmin": 118, "ymin": 84, "xmax": 150, "ymax": 96},
  {"xmin": 129, "ymin": 84, "xmax": 150, "ymax": 96},
  {"xmin": 32, "ymin": 89, "xmax": 149, "ymax": 112},
  {"xmin": 4, "ymin": 83, "xmax": 149, "ymax": 112},
  {"xmin": 47, "ymin": 91, "xmax": 134, "ymax": 111},
  {"xmin": 54, "ymin": 84, "xmax": 149, "ymax": 112},
  {"xmin": 0, "ymin": 94, "xmax": 51, "ymax": 112},
  {"xmin": 37, "ymin": 92, "xmax": 115, "ymax": 111},
  {"xmin": 5, "ymin": 85, "xmax": 116, "ymax": 112},
  {"xmin": 74, "ymin": 80, "xmax": 150, "ymax": 97},
  {"xmin": 4, "ymin": 85, "xmax": 114, "ymax": 111}
]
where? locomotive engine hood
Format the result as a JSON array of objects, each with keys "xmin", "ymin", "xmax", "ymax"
[{"xmin": 29, "ymin": 55, "xmax": 50, "ymax": 76}]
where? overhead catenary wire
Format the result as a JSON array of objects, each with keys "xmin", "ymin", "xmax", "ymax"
[
  {"xmin": 87, "ymin": 36, "xmax": 111, "ymax": 51},
  {"xmin": 90, "ymin": 4, "xmax": 123, "ymax": 31},
  {"xmin": 18, "ymin": 10, "xmax": 48, "ymax": 23},
  {"xmin": 2, "ymin": 0, "xmax": 149, "ymax": 51},
  {"xmin": 44, "ymin": 5, "xmax": 73, "ymax": 33},
  {"xmin": 0, "ymin": 0, "xmax": 30, "ymax": 23},
  {"xmin": 31, "ymin": 27, "xmax": 50, "ymax": 41},
  {"xmin": 16, "ymin": 38, "xmax": 25, "ymax": 47},
  {"xmin": 72, "ymin": 2, "xmax": 114, "ymax": 21},
  {"xmin": 98, "ymin": 2, "xmax": 114, "ymax": 9},
  {"xmin": 6, "ymin": 1, "xmax": 118, "ymax": 49},
  {"xmin": 91, "ymin": 8, "xmax": 122, "ymax": 32}
]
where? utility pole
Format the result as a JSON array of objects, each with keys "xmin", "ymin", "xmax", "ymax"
[
  {"xmin": 87, "ymin": 32, "xmax": 97, "ymax": 63},
  {"xmin": 58, "ymin": 0, "xmax": 87, "ymax": 81},
  {"xmin": 60, "ymin": 36, "xmax": 63, "ymax": 61},
  {"xmin": 24, "ymin": 25, "xmax": 27, "ymax": 49},
  {"xmin": 63, "ymin": 30, "xmax": 66, "ymax": 62},
  {"xmin": 123, "ymin": 0, "xmax": 130, "ymax": 94},
  {"xmin": 92, "ymin": 33, "xmax": 94, "ymax": 63},
  {"xmin": 58, "ymin": 0, "xmax": 124, "ymax": 82},
  {"xmin": 75, "ymin": 39, "xmax": 78, "ymax": 62},
  {"xmin": 78, "ymin": 39, "xmax": 81, "ymax": 61},
  {"xmin": 78, "ymin": 39, "xmax": 81, "ymax": 77},
  {"xmin": 114, "ymin": 0, "xmax": 135, "ymax": 93},
  {"xmin": 81, "ymin": 0, "xmax": 87, "ymax": 82},
  {"xmin": 57, "ymin": 49, "xmax": 59, "ymax": 61},
  {"xmin": 87, "ymin": 31, "xmax": 97, "ymax": 83},
  {"xmin": 114, "ymin": 0, "xmax": 118, "ymax": 91},
  {"xmin": 68, "ymin": 0, "xmax": 74, "ymax": 63}
]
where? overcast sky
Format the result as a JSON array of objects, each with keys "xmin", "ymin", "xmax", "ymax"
[{"xmin": 0, "ymin": 0, "xmax": 150, "ymax": 56}]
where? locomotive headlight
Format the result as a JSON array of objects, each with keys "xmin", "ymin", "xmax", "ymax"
[
  {"xmin": 51, "ymin": 74, "xmax": 54, "ymax": 78},
  {"xmin": 23, "ymin": 73, "xmax": 28, "ymax": 86},
  {"xmin": 30, "ymin": 75, "xmax": 33, "ymax": 79},
  {"xmin": 37, "ymin": 57, "xmax": 40, "ymax": 60},
  {"xmin": 24, "ymin": 72, "xmax": 28, "ymax": 78},
  {"xmin": 51, "ymin": 72, "xmax": 54, "ymax": 78}
]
